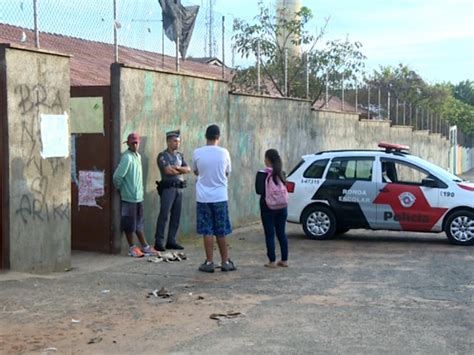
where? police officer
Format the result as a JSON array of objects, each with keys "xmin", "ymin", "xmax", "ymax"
[{"xmin": 154, "ymin": 130, "xmax": 191, "ymax": 251}]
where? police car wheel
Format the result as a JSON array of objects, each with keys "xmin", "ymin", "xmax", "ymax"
[
  {"xmin": 302, "ymin": 205, "xmax": 336, "ymax": 240},
  {"xmin": 444, "ymin": 210, "xmax": 474, "ymax": 246}
]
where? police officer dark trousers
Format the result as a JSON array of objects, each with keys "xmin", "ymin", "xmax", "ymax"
[
  {"xmin": 154, "ymin": 130, "xmax": 191, "ymax": 251},
  {"xmin": 155, "ymin": 184, "xmax": 183, "ymax": 250}
]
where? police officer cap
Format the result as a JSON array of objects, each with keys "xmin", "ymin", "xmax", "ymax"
[{"xmin": 166, "ymin": 130, "xmax": 180, "ymax": 139}]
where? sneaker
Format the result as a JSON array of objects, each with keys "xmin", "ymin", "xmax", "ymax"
[
  {"xmin": 142, "ymin": 245, "xmax": 160, "ymax": 256},
  {"xmin": 198, "ymin": 261, "xmax": 215, "ymax": 273},
  {"xmin": 166, "ymin": 243, "xmax": 184, "ymax": 250},
  {"xmin": 155, "ymin": 244, "xmax": 166, "ymax": 252},
  {"xmin": 128, "ymin": 246, "xmax": 144, "ymax": 258},
  {"xmin": 221, "ymin": 259, "xmax": 236, "ymax": 272}
]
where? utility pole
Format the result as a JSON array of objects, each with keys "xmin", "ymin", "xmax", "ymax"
[{"xmin": 206, "ymin": 0, "xmax": 215, "ymax": 57}]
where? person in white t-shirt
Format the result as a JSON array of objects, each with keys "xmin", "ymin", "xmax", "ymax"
[{"xmin": 192, "ymin": 124, "xmax": 236, "ymax": 273}]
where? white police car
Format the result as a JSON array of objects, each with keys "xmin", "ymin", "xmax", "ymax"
[{"xmin": 286, "ymin": 142, "xmax": 474, "ymax": 245}]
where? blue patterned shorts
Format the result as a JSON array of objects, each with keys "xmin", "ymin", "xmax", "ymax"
[{"xmin": 196, "ymin": 201, "xmax": 232, "ymax": 237}]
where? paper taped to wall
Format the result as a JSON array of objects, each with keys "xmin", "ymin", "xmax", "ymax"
[
  {"xmin": 78, "ymin": 170, "xmax": 105, "ymax": 209},
  {"xmin": 40, "ymin": 113, "xmax": 69, "ymax": 158}
]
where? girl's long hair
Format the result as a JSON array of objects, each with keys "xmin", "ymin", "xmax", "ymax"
[{"xmin": 265, "ymin": 149, "xmax": 285, "ymax": 184}]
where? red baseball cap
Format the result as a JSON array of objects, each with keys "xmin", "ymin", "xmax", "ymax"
[{"xmin": 125, "ymin": 132, "xmax": 140, "ymax": 144}]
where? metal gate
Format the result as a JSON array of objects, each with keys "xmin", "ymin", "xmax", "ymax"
[{"xmin": 70, "ymin": 86, "xmax": 113, "ymax": 252}]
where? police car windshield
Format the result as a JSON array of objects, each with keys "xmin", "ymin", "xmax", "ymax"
[{"xmin": 408, "ymin": 155, "xmax": 463, "ymax": 182}]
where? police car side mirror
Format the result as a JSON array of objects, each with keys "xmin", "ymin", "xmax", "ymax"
[{"xmin": 421, "ymin": 178, "xmax": 439, "ymax": 188}]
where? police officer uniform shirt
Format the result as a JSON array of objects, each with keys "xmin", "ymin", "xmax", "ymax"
[{"xmin": 157, "ymin": 130, "xmax": 188, "ymax": 182}]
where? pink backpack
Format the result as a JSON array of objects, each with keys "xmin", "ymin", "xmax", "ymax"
[{"xmin": 265, "ymin": 169, "xmax": 289, "ymax": 210}]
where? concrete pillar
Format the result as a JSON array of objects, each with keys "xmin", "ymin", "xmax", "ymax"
[{"xmin": 0, "ymin": 45, "xmax": 71, "ymax": 272}]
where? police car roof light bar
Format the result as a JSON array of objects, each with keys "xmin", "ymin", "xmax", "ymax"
[{"xmin": 378, "ymin": 142, "xmax": 410, "ymax": 152}]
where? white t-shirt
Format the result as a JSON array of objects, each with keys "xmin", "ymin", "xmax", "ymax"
[{"xmin": 192, "ymin": 145, "xmax": 231, "ymax": 203}]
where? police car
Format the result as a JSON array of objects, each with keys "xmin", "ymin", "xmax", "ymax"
[{"xmin": 286, "ymin": 142, "xmax": 474, "ymax": 245}]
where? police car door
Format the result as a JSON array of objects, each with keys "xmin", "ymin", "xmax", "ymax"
[
  {"xmin": 315, "ymin": 157, "xmax": 377, "ymax": 228},
  {"xmin": 374, "ymin": 158, "xmax": 443, "ymax": 231}
]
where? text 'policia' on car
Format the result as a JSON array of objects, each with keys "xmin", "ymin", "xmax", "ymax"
[{"xmin": 286, "ymin": 142, "xmax": 474, "ymax": 246}]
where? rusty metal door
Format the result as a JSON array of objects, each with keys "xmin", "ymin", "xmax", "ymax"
[{"xmin": 70, "ymin": 86, "xmax": 112, "ymax": 252}]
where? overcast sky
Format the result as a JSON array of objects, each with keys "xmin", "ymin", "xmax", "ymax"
[{"xmin": 214, "ymin": 0, "xmax": 474, "ymax": 84}]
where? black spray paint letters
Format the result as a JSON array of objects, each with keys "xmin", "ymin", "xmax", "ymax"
[
  {"xmin": 13, "ymin": 83, "xmax": 69, "ymax": 224},
  {"xmin": 15, "ymin": 84, "xmax": 63, "ymax": 115}
]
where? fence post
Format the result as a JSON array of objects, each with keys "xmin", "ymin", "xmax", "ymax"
[
  {"xmin": 113, "ymin": 0, "xmax": 118, "ymax": 62},
  {"xmin": 355, "ymin": 83, "xmax": 358, "ymax": 113},
  {"xmin": 377, "ymin": 88, "xmax": 381, "ymax": 119},
  {"xmin": 415, "ymin": 106, "xmax": 418, "ymax": 130},
  {"xmin": 409, "ymin": 103, "xmax": 412, "ymax": 127},
  {"xmin": 325, "ymin": 72, "xmax": 329, "ymax": 108},
  {"xmin": 175, "ymin": 28, "xmax": 180, "ymax": 71},
  {"xmin": 421, "ymin": 107, "xmax": 424, "ymax": 129},
  {"xmin": 305, "ymin": 53, "xmax": 309, "ymax": 99},
  {"xmin": 33, "ymin": 0, "xmax": 40, "ymax": 48},
  {"xmin": 367, "ymin": 86, "xmax": 371, "ymax": 120},
  {"xmin": 428, "ymin": 110, "xmax": 431, "ymax": 132},
  {"xmin": 256, "ymin": 40, "xmax": 261, "ymax": 94},
  {"xmin": 387, "ymin": 91, "xmax": 391, "ymax": 121},
  {"xmin": 341, "ymin": 73, "xmax": 345, "ymax": 111},
  {"xmin": 395, "ymin": 98, "xmax": 399, "ymax": 125},
  {"xmin": 162, "ymin": 19, "xmax": 165, "ymax": 68},
  {"xmin": 403, "ymin": 101, "xmax": 406, "ymax": 125},
  {"xmin": 222, "ymin": 16, "xmax": 225, "ymax": 80},
  {"xmin": 284, "ymin": 48, "xmax": 288, "ymax": 96}
]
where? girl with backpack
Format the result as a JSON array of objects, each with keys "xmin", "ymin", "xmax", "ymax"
[{"xmin": 255, "ymin": 149, "xmax": 289, "ymax": 268}]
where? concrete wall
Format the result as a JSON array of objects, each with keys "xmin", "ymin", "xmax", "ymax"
[
  {"xmin": 2, "ymin": 47, "xmax": 70, "ymax": 272},
  {"xmin": 113, "ymin": 65, "xmax": 450, "ymax": 246},
  {"xmin": 111, "ymin": 65, "xmax": 229, "ymax": 248},
  {"xmin": 228, "ymin": 94, "xmax": 315, "ymax": 226}
]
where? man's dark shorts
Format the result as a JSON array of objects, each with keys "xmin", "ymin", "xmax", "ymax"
[
  {"xmin": 121, "ymin": 201, "xmax": 145, "ymax": 233},
  {"xmin": 196, "ymin": 201, "xmax": 232, "ymax": 237}
]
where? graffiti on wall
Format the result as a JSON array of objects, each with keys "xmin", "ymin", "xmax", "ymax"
[{"xmin": 13, "ymin": 83, "xmax": 70, "ymax": 224}]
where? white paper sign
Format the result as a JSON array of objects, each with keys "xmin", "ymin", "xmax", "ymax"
[
  {"xmin": 40, "ymin": 113, "xmax": 69, "ymax": 158},
  {"xmin": 78, "ymin": 171, "xmax": 105, "ymax": 209}
]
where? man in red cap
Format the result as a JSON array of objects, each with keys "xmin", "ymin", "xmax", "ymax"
[{"xmin": 113, "ymin": 132, "xmax": 160, "ymax": 257}]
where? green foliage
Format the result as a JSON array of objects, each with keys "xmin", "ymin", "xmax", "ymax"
[
  {"xmin": 452, "ymin": 80, "xmax": 474, "ymax": 106},
  {"xmin": 231, "ymin": 1, "xmax": 366, "ymax": 101}
]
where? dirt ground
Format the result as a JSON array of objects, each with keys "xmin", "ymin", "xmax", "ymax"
[{"xmin": 0, "ymin": 223, "xmax": 473, "ymax": 354}]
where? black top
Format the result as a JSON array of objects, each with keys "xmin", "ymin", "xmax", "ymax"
[
  {"xmin": 255, "ymin": 170, "xmax": 268, "ymax": 209},
  {"xmin": 255, "ymin": 170, "xmax": 267, "ymax": 197}
]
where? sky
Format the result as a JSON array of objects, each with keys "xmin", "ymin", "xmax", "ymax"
[
  {"xmin": 214, "ymin": 0, "xmax": 474, "ymax": 84},
  {"xmin": 1, "ymin": 0, "xmax": 472, "ymax": 84}
]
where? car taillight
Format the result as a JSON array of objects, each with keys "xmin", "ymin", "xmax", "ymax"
[{"xmin": 286, "ymin": 181, "xmax": 295, "ymax": 193}]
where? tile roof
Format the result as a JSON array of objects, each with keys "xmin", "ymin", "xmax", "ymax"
[
  {"xmin": 0, "ymin": 24, "xmax": 360, "ymax": 115},
  {"xmin": 0, "ymin": 23, "xmax": 229, "ymax": 86}
]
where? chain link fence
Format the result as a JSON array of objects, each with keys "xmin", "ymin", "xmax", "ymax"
[
  {"xmin": 0, "ymin": 0, "xmax": 235, "ymax": 66},
  {"xmin": 0, "ymin": 1, "xmax": 451, "ymax": 137},
  {"xmin": 331, "ymin": 85, "xmax": 450, "ymax": 137}
]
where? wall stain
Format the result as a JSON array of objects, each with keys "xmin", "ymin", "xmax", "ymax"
[{"xmin": 124, "ymin": 72, "xmax": 155, "ymax": 141}]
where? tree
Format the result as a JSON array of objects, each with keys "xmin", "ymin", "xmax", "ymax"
[
  {"xmin": 231, "ymin": 1, "xmax": 366, "ymax": 104},
  {"xmin": 452, "ymin": 80, "xmax": 474, "ymax": 106}
]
